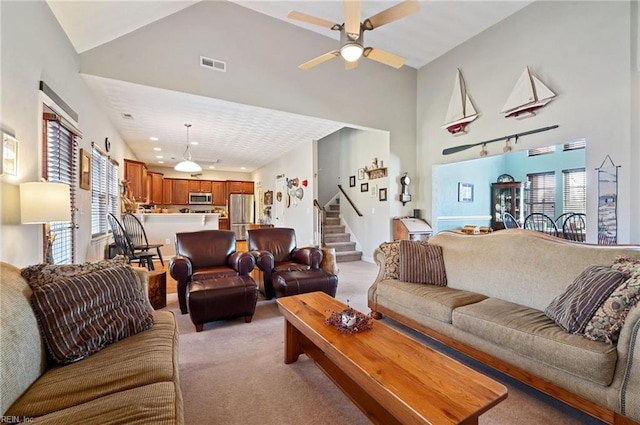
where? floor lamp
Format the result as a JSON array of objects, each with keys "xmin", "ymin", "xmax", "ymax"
[{"xmin": 20, "ymin": 181, "xmax": 71, "ymax": 264}]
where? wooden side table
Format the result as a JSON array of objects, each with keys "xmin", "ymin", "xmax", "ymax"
[{"xmin": 148, "ymin": 270, "xmax": 167, "ymax": 310}]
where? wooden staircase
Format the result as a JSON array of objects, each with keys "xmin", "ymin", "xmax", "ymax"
[{"xmin": 323, "ymin": 199, "xmax": 362, "ymax": 262}]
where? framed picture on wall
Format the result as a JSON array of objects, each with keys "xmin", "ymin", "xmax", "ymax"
[
  {"xmin": 79, "ymin": 148, "xmax": 91, "ymax": 190},
  {"xmin": 2, "ymin": 133, "xmax": 18, "ymax": 176},
  {"xmin": 349, "ymin": 175, "xmax": 356, "ymax": 187},
  {"xmin": 360, "ymin": 182, "xmax": 368, "ymax": 192},
  {"xmin": 358, "ymin": 168, "xmax": 365, "ymax": 180},
  {"xmin": 458, "ymin": 182, "xmax": 474, "ymax": 202},
  {"xmin": 379, "ymin": 188, "xmax": 387, "ymax": 201}
]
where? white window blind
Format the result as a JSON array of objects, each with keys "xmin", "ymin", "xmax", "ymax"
[
  {"xmin": 44, "ymin": 112, "xmax": 79, "ymax": 264},
  {"xmin": 563, "ymin": 168, "xmax": 586, "ymax": 214},
  {"xmin": 528, "ymin": 145, "xmax": 556, "ymax": 156},
  {"xmin": 91, "ymin": 143, "xmax": 119, "ymax": 236},
  {"xmin": 527, "ymin": 172, "xmax": 556, "ymax": 217},
  {"xmin": 563, "ymin": 139, "xmax": 586, "ymax": 151}
]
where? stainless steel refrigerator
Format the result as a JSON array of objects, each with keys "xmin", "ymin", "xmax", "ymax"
[{"xmin": 229, "ymin": 194, "xmax": 254, "ymax": 241}]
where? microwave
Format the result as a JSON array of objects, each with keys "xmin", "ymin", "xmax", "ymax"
[{"xmin": 189, "ymin": 192, "xmax": 212, "ymax": 205}]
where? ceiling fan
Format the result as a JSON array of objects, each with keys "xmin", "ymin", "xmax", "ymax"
[{"xmin": 288, "ymin": 0, "xmax": 419, "ymax": 70}]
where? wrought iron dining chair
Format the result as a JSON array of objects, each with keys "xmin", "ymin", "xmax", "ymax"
[
  {"xmin": 554, "ymin": 212, "xmax": 573, "ymax": 231},
  {"xmin": 562, "ymin": 213, "xmax": 586, "ymax": 242},
  {"xmin": 107, "ymin": 213, "xmax": 155, "ymax": 270},
  {"xmin": 523, "ymin": 213, "xmax": 559, "ymax": 237},
  {"xmin": 502, "ymin": 212, "xmax": 520, "ymax": 229},
  {"xmin": 122, "ymin": 213, "xmax": 164, "ymax": 266}
]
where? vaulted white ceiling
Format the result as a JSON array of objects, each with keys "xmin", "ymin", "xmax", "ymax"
[{"xmin": 46, "ymin": 0, "xmax": 533, "ymax": 172}]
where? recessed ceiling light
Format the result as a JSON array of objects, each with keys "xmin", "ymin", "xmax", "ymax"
[
  {"xmin": 158, "ymin": 161, "xmax": 164, "ymax": 164},
  {"xmin": 149, "ymin": 136, "xmax": 159, "ymax": 141},
  {"xmin": 153, "ymin": 147, "xmax": 162, "ymax": 151},
  {"xmin": 156, "ymin": 155, "xmax": 163, "ymax": 159},
  {"xmin": 208, "ymin": 166, "xmax": 215, "ymax": 169},
  {"xmin": 240, "ymin": 167, "xmax": 246, "ymax": 170},
  {"xmin": 190, "ymin": 141, "xmax": 199, "ymax": 146}
]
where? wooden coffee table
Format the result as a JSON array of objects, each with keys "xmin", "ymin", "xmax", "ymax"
[{"xmin": 276, "ymin": 292, "xmax": 507, "ymax": 425}]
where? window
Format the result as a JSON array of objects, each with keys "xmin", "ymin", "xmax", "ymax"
[
  {"xmin": 563, "ymin": 139, "xmax": 586, "ymax": 151},
  {"xmin": 563, "ymin": 168, "xmax": 586, "ymax": 214},
  {"xmin": 528, "ymin": 145, "xmax": 556, "ymax": 156},
  {"xmin": 43, "ymin": 111, "xmax": 80, "ymax": 264},
  {"xmin": 527, "ymin": 172, "xmax": 556, "ymax": 216},
  {"xmin": 91, "ymin": 143, "xmax": 119, "ymax": 237}
]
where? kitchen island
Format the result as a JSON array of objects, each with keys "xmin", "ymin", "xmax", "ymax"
[{"xmin": 135, "ymin": 213, "xmax": 221, "ymax": 257}]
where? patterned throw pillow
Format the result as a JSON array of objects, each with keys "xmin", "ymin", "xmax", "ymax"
[
  {"xmin": 545, "ymin": 265, "xmax": 626, "ymax": 334},
  {"xmin": 30, "ymin": 266, "xmax": 154, "ymax": 364},
  {"xmin": 379, "ymin": 241, "xmax": 400, "ymax": 280},
  {"xmin": 21, "ymin": 255, "xmax": 129, "ymax": 288},
  {"xmin": 398, "ymin": 240, "xmax": 447, "ymax": 286},
  {"xmin": 583, "ymin": 257, "xmax": 640, "ymax": 344}
]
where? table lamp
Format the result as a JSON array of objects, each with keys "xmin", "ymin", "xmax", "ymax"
[{"xmin": 20, "ymin": 181, "xmax": 71, "ymax": 264}]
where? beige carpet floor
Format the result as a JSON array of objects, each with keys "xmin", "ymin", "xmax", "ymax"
[{"xmin": 163, "ymin": 261, "xmax": 605, "ymax": 425}]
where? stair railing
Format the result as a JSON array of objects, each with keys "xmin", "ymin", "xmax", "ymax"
[
  {"xmin": 337, "ymin": 184, "xmax": 363, "ymax": 217},
  {"xmin": 313, "ymin": 199, "xmax": 324, "ymax": 246}
]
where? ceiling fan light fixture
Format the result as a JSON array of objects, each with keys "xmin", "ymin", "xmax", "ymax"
[
  {"xmin": 340, "ymin": 43, "xmax": 363, "ymax": 62},
  {"xmin": 174, "ymin": 123, "xmax": 202, "ymax": 173}
]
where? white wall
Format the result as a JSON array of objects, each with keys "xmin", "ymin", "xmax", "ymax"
[
  {"xmin": 335, "ymin": 128, "xmax": 390, "ymax": 261},
  {"xmin": 317, "ymin": 131, "xmax": 342, "ymax": 206},
  {"xmin": 78, "ymin": 0, "xmax": 418, "ymax": 220},
  {"xmin": 0, "ymin": 2, "xmax": 132, "ymax": 266},
  {"xmin": 252, "ymin": 142, "xmax": 316, "ymax": 247},
  {"xmin": 417, "ymin": 1, "xmax": 637, "ymax": 243}
]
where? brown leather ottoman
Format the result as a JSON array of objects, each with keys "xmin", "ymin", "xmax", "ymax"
[
  {"xmin": 187, "ymin": 275, "xmax": 258, "ymax": 332},
  {"xmin": 272, "ymin": 269, "xmax": 338, "ymax": 298}
]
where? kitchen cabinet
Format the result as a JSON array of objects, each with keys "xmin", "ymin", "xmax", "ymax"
[
  {"xmin": 147, "ymin": 172, "xmax": 164, "ymax": 205},
  {"xmin": 124, "ymin": 159, "xmax": 147, "ymax": 202},
  {"xmin": 188, "ymin": 180, "xmax": 212, "ymax": 193},
  {"xmin": 491, "ymin": 182, "xmax": 528, "ymax": 230},
  {"xmin": 218, "ymin": 218, "xmax": 230, "ymax": 230},
  {"xmin": 172, "ymin": 179, "xmax": 190, "ymax": 205},
  {"xmin": 163, "ymin": 179, "xmax": 173, "ymax": 205},
  {"xmin": 211, "ymin": 181, "xmax": 226, "ymax": 205},
  {"xmin": 227, "ymin": 180, "xmax": 254, "ymax": 194}
]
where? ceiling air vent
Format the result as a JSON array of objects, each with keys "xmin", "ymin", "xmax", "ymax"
[
  {"xmin": 200, "ymin": 56, "xmax": 226, "ymax": 72},
  {"xmin": 121, "ymin": 113, "xmax": 134, "ymax": 120}
]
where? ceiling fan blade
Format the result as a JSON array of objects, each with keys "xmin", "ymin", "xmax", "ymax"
[
  {"xmin": 345, "ymin": 60, "xmax": 359, "ymax": 71},
  {"xmin": 343, "ymin": 0, "xmax": 362, "ymax": 39},
  {"xmin": 363, "ymin": 0, "xmax": 419, "ymax": 30},
  {"xmin": 299, "ymin": 51, "xmax": 340, "ymax": 70},
  {"xmin": 363, "ymin": 47, "xmax": 406, "ymax": 69},
  {"xmin": 287, "ymin": 11, "xmax": 340, "ymax": 30}
]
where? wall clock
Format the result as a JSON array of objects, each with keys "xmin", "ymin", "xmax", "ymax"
[
  {"xmin": 497, "ymin": 174, "xmax": 514, "ymax": 183},
  {"xmin": 104, "ymin": 137, "xmax": 111, "ymax": 152}
]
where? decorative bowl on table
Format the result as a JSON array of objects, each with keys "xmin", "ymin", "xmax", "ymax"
[{"xmin": 325, "ymin": 307, "xmax": 373, "ymax": 334}]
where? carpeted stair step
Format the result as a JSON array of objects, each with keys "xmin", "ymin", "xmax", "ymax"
[
  {"xmin": 325, "ymin": 211, "xmax": 339, "ymax": 218},
  {"xmin": 324, "ymin": 233, "xmax": 351, "ymax": 243},
  {"xmin": 324, "ymin": 217, "xmax": 340, "ymax": 226},
  {"xmin": 336, "ymin": 250, "xmax": 362, "ymax": 262},
  {"xmin": 324, "ymin": 241, "xmax": 356, "ymax": 252},
  {"xmin": 324, "ymin": 224, "xmax": 346, "ymax": 234},
  {"xmin": 328, "ymin": 204, "xmax": 340, "ymax": 211}
]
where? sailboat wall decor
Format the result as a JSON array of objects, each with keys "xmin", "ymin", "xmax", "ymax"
[
  {"xmin": 441, "ymin": 69, "xmax": 479, "ymax": 135},
  {"xmin": 501, "ymin": 66, "xmax": 556, "ymax": 119}
]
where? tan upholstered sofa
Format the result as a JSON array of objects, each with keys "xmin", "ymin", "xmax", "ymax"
[
  {"xmin": 368, "ymin": 230, "xmax": 640, "ymax": 424},
  {"xmin": 0, "ymin": 262, "xmax": 184, "ymax": 424}
]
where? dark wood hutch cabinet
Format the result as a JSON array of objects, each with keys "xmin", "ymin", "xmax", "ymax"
[{"xmin": 491, "ymin": 182, "xmax": 528, "ymax": 230}]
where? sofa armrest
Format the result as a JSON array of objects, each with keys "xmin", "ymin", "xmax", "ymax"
[
  {"xmin": 618, "ymin": 305, "xmax": 640, "ymax": 421},
  {"xmin": 250, "ymin": 250, "xmax": 274, "ymax": 272},
  {"xmin": 292, "ymin": 247, "xmax": 323, "ymax": 269},
  {"xmin": 228, "ymin": 251, "xmax": 256, "ymax": 275},
  {"xmin": 169, "ymin": 255, "xmax": 192, "ymax": 314}
]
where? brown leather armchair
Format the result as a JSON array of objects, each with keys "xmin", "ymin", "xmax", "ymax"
[
  {"xmin": 247, "ymin": 227, "xmax": 337, "ymax": 299},
  {"xmin": 170, "ymin": 230, "xmax": 255, "ymax": 314}
]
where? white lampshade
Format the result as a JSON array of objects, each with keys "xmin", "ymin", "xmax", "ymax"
[
  {"xmin": 20, "ymin": 182, "xmax": 71, "ymax": 223},
  {"xmin": 340, "ymin": 43, "xmax": 363, "ymax": 62},
  {"xmin": 174, "ymin": 159, "xmax": 202, "ymax": 173}
]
